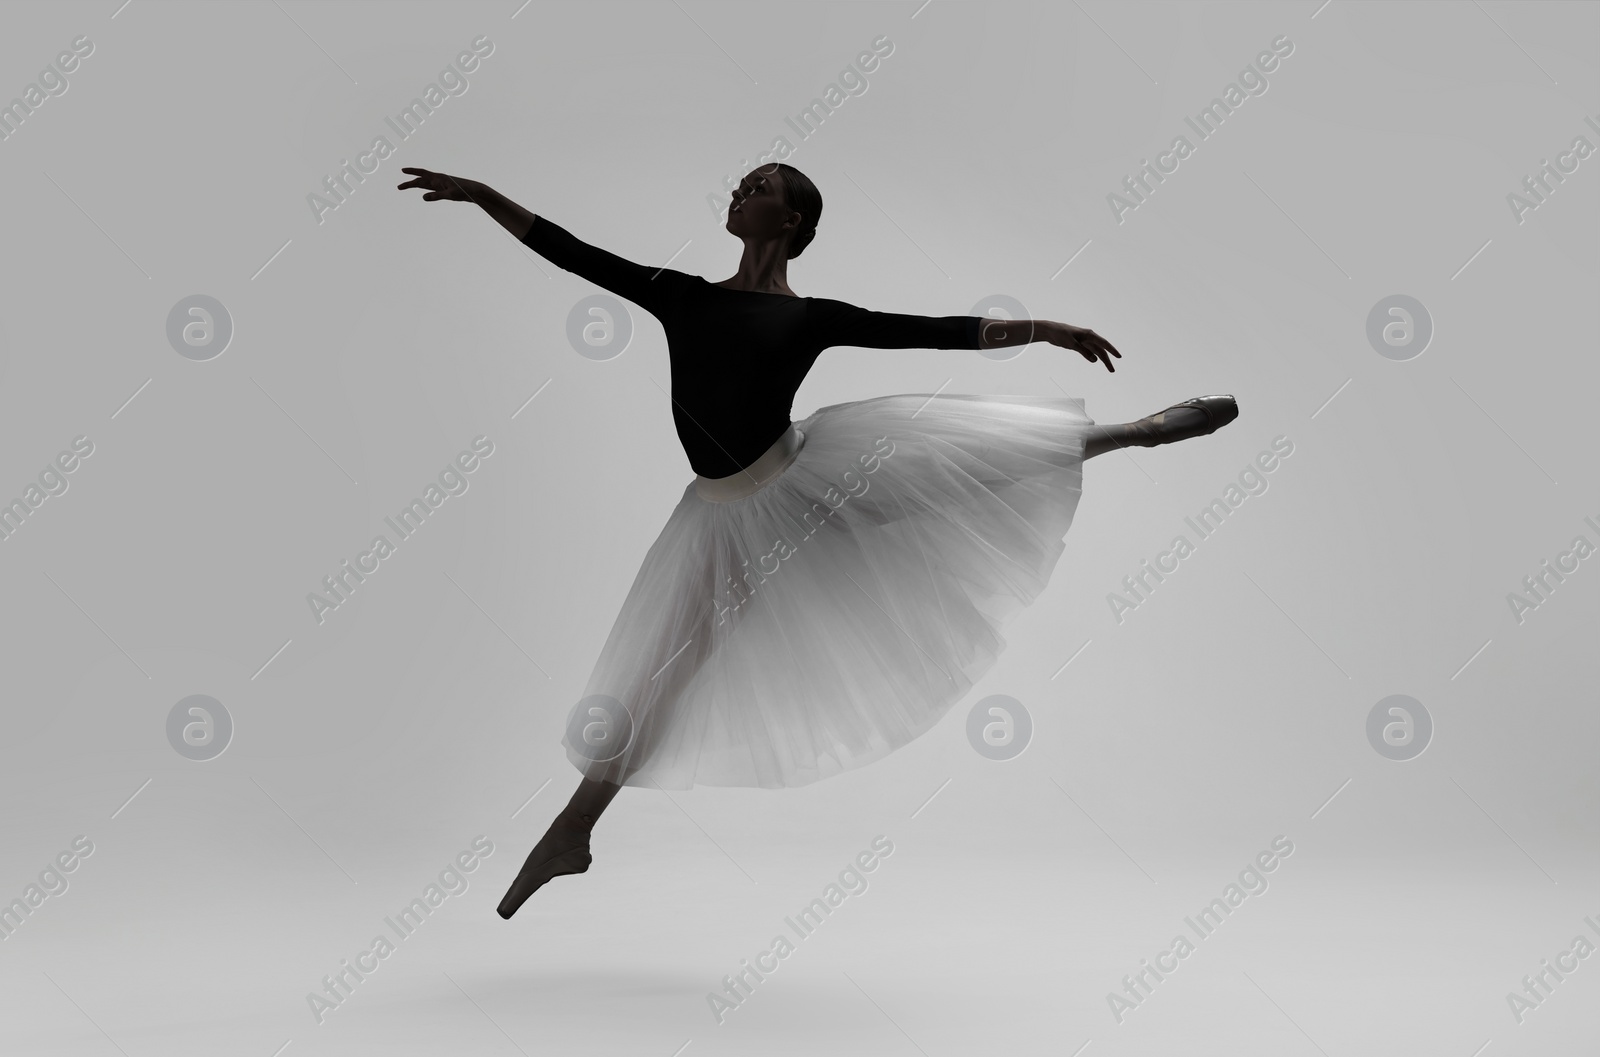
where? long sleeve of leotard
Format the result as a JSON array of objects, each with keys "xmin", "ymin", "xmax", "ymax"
[
  {"xmin": 519, "ymin": 215, "xmax": 677, "ymax": 314},
  {"xmin": 807, "ymin": 297, "xmax": 984, "ymax": 352}
]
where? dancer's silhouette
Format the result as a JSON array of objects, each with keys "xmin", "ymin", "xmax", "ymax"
[{"xmin": 397, "ymin": 163, "xmax": 1237, "ymax": 919}]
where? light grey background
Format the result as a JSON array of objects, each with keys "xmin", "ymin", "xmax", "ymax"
[{"xmin": 1, "ymin": 1, "xmax": 1595, "ymax": 1054}]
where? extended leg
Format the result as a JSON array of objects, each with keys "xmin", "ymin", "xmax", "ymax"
[{"xmin": 1084, "ymin": 395, "xmax": 1237, "ymax": 460}]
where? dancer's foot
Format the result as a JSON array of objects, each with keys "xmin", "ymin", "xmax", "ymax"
[
  {"xmin": 1132, "ymin": 394, "xmax": 1238, "ymax": 446},
  {"xmin": 496, "ymin": 826, "xmax": 592, "ymax": 919}
]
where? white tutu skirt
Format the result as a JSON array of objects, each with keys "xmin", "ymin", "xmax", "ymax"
[{"xmin": 563, "ymin": 393, "xmax": 1095, "ymax": 789}]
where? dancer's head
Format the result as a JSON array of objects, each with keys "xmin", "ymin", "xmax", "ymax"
[{"xmin": 726, "ymin": 163, "xmax": 823, "ymax": 259}]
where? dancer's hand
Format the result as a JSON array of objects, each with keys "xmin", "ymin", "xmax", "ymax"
[
  {"xmin": 397, "ymin": 167, "xmax": 480, "ymax": 202},
  {"xmin": 1045, "ymin": 322, "xmax": 1121, "ymax": 372},
  {"xmin": 399, "ymin": 171, "xmax": 535, "ymax": 239}
]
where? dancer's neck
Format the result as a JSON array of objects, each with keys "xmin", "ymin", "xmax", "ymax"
[{"xmin": 715, "ymin": 243, "xmax": 798, "ymax": 296}]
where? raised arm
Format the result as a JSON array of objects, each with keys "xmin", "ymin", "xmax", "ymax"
[
  {"xmin": 397, "ymin": 168, "xmax": 675, "ymax": 311},
  {"xmin": 809, "ymin": 298, "xmax": 1122, "ymax": 371}
]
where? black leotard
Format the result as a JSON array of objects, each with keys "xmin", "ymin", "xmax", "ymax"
[{"xmin": 521, "ymin": 215, "xmax": 984, "ymax": 478}]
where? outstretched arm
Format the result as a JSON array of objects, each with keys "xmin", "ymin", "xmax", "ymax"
[
  {"xmin": 397, "ymin": 168, "xmax": 674, "ymax": 311},
  {"xmin": 810, "ymin": 298, "xmax": 1122, "ymax": 372}
]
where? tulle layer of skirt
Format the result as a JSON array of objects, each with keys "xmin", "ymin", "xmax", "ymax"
[{"xmin": 562, "ymin": 393, "xmax": 1095, "ymax": 789}]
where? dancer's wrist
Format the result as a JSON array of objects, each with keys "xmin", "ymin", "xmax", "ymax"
[
  {"xmin": 1042, "ymin": 320, "xmax": 1122, "ymax": 371},
  {"xmin": 464, "ymin": 182, "xmax": 537, "ymax": 240},
  {"xmin": 978, "ymin": 317, "xmax": 1046, "ymax": 350}
]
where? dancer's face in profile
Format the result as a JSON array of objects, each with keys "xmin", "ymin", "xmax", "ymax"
[{"xmin": 726, "ymin": 166, "xmax": 799, "ymax": 249}]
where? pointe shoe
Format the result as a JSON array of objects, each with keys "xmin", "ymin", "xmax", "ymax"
[
  {"xmin": 1146, "ymin": 394, "xmax": 1238, "ymax": 445},
  {"xmin": 496, "ymin": 834, "xmax": 592, "ymax": 919}
]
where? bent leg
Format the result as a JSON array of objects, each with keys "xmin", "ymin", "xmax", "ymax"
[{"xmin": 498, "ymin": 534, "xmax": 727, "ymax": 918}]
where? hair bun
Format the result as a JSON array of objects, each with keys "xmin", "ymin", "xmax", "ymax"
[
  {"xmin": 774, "ymin": 164, "xmax": 823, "ymax": 260},
  {"xmin": 789, "ymin": 225, "xmax": 817, "ymax": 259}
]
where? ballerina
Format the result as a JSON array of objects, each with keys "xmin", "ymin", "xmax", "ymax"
[{"xmin": 397, "ymin": 162, "xmax": 1237, "ymax": 920}]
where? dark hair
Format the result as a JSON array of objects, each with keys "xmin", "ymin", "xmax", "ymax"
[{"xmin": 774, "ymin": 163, "xmax": 822, "ymax": 259}]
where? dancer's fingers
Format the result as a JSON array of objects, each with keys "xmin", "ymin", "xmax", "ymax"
[
  {"xmin": 1084, "ymin": 329, "xmax": 1120, "ymax": 361},
  {"xmin": 1051, "ymin": 324, "xmax": 1119, "ymax": 371},
  {"xmin": 397, "ymin": 167, "xmax": 436, "ymax": 188},
  {"xmin": 398, "ymin": 168, "xmax": 471, "ymax": 200},
  {"xmin": 403, "ymin": 181, "xmax": 467, "ymax": 202},
  {"xmin": 1068, "ymin": 334, "xmax": 1120, "ymax": 375}
]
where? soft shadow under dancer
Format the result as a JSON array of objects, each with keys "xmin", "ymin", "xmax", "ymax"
[{"xmin": 397, "ymin": 162, "xmax": 1237, "ymax": 920}]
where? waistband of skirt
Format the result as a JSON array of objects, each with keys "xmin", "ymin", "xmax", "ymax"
[{"xmin": 695, "ymin": 423, "xmax": 805, "ymax": 502}]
